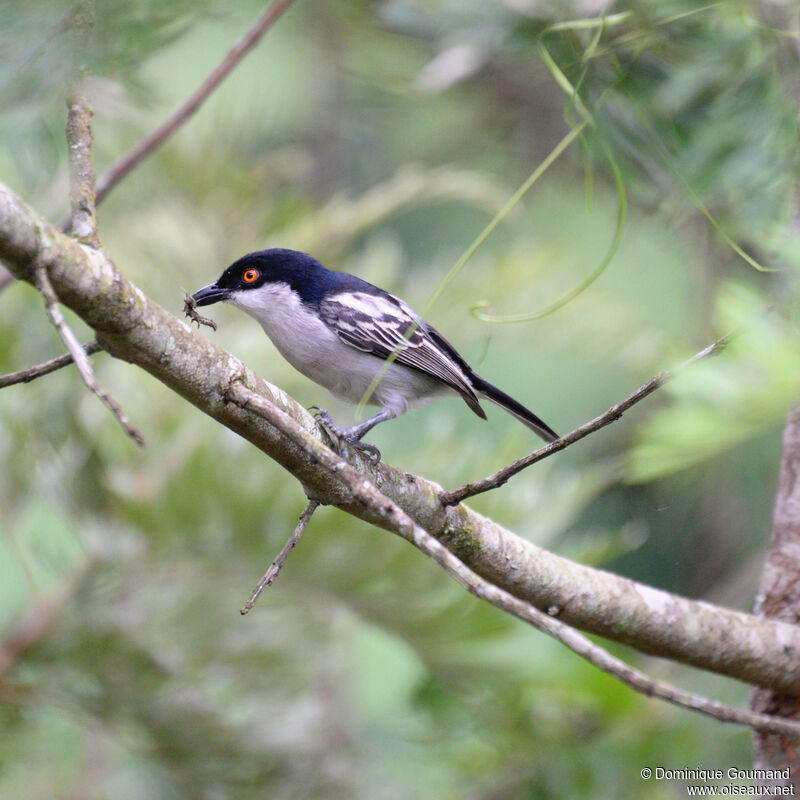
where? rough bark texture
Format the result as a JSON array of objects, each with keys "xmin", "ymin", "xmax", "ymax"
[
  {"xmin": 65, "ymin": 91, "xmax": 100, "ymax": 247},
  {"xmin": 3, "ymin": 179, "xmax": 800, "ymax": 693},
  {"xmin": 751, "ymin": 408, "xmax": 800, "ymax": 790}
]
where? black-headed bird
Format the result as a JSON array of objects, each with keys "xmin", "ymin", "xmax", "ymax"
[{"xmin": 192, "ymin": 249, "xmax": 557, "ymax": 460}]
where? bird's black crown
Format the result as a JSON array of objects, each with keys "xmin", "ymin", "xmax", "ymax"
[{"xmin": 193, "ymin": 248, "xmax": 380, "ymax": 309}]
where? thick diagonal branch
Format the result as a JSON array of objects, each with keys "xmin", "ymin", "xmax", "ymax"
[
  {"xmin": 226, "ymin": 382, "xmax": 800, "ymax": 738},
  {"xmin": 3, "ymin": 179, "xmax": 800, "ymax": 693}
]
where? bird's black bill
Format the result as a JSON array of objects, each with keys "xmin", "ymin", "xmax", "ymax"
[{"xmin": 191, "ymin": 283, "xmax": 229, "ymax": 307}]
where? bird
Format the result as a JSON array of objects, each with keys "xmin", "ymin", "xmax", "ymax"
[{"xmin": 191, "ymin": 248, "xmax": 558, "ymax": 461}]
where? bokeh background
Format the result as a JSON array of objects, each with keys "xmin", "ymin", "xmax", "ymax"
[{"xmin": 1, "ymin": 1, "xmax": 800, "ymax": 798}]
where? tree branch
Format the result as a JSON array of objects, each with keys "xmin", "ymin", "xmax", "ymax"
[
  {"xmin": 227, "ymin": 381, "xmax": 800, "ymax": 739},
  {"xmin": 441, "ymin": 335, "xmax": 730, "ymax": 506},
  {"xmin": 0, "ymin": 340, "xmax": 101, "ymax": 389},
  {"xmin": 751, "ymin": 407, "xmax": 800, "ymax": 785},
  {"xmin": 94, "ymin": 0, "xmax": 299, "ymax": 205},
  {"xmin": 3, "ymin": 179, "xmax": 800, "ymax": 694}
]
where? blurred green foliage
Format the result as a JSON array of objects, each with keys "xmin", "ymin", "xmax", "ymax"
[{"xmin": 0, "ymin": 1, "xmax": 798, "ymax": 798}]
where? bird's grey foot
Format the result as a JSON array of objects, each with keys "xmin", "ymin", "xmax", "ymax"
[{"xmin": 309, "ymin": 407, "xmax": 382, "ymax": 464}]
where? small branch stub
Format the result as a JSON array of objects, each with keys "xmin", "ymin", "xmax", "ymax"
[{"xmin": 65, "ymin": 89, "xmax": 100, "ymax": 247}]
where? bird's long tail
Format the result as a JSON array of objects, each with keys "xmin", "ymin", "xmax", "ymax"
[{"xmin": 471, "ymin": 375, "xmax": 559, "ymax": 443}]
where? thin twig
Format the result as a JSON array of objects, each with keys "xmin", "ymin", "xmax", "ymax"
[
  {"xmin": 441, "ymin": 334, "xmax": 730, "ymax": 506},
  {"xmin": 225, "ymin": 381, "xmax": 800, "ymax": 739},
  {"xmin": 94, "ymin": 0, "xmax": 299, "ymax": 205},
  {"xmin": 0, "ymin": 340, "xmax": 101, "ymax": 389},
  {"xmin": 34, "ymin": 267, "xmax": 144, "ymax": 446},
  {"xmin": 240, "ymin": 499, "xmax": 319, "ymax": 614}
]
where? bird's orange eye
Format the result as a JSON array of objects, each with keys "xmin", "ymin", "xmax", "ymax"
[{"xmin": 242, "ymin": 269, "xmax": 259, "ymax": 284}]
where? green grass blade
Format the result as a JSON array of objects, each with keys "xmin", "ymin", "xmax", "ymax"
[
  {"xmin": 472, "ymin": 137, "xmax": 627, "ymax": 323},
  {"xmin": 353, "ymin": 121, "xmax": 588, "ymax": 420},
  {"xmin": 620, "ymin": 82, "xmax": 780, "ymax": 273}
]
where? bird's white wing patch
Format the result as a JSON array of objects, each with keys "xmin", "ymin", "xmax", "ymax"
[{"xmin": 319, "ymin": 291, "xmax": 483, "ymax": 413}]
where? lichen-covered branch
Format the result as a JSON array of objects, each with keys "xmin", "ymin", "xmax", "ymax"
[
  {"xmin": 65, "ymin": 1, "xmax": 100, "ymax": 247},
  {"xmin": 65, "ymin": 88, "xmax": 100, "ymax": 246},
  {"xmin": 2, "ymin": 178, "xmax": 800, "ymax": 693},
  {"xmin": 226, "ymin": 382, "xmax": 800, "ymax": 737}
]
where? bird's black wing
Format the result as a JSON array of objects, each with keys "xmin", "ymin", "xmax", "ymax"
[{"xmin": 319, "ymin": 290, "xmax": 485, "ymax": 418}]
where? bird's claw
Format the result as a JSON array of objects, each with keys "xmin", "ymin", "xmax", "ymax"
[
  {"xmin": 349, "ymin": 440, "xmax": 381, "ymax": 464},
  {"xmin": 309, "ymin": 406, "xmax": 382, "ymax": 464}
]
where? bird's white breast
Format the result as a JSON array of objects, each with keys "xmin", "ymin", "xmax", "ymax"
[{"xmin": 228, "ymin": 283, "xmax": 447, "ymax": 413}]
